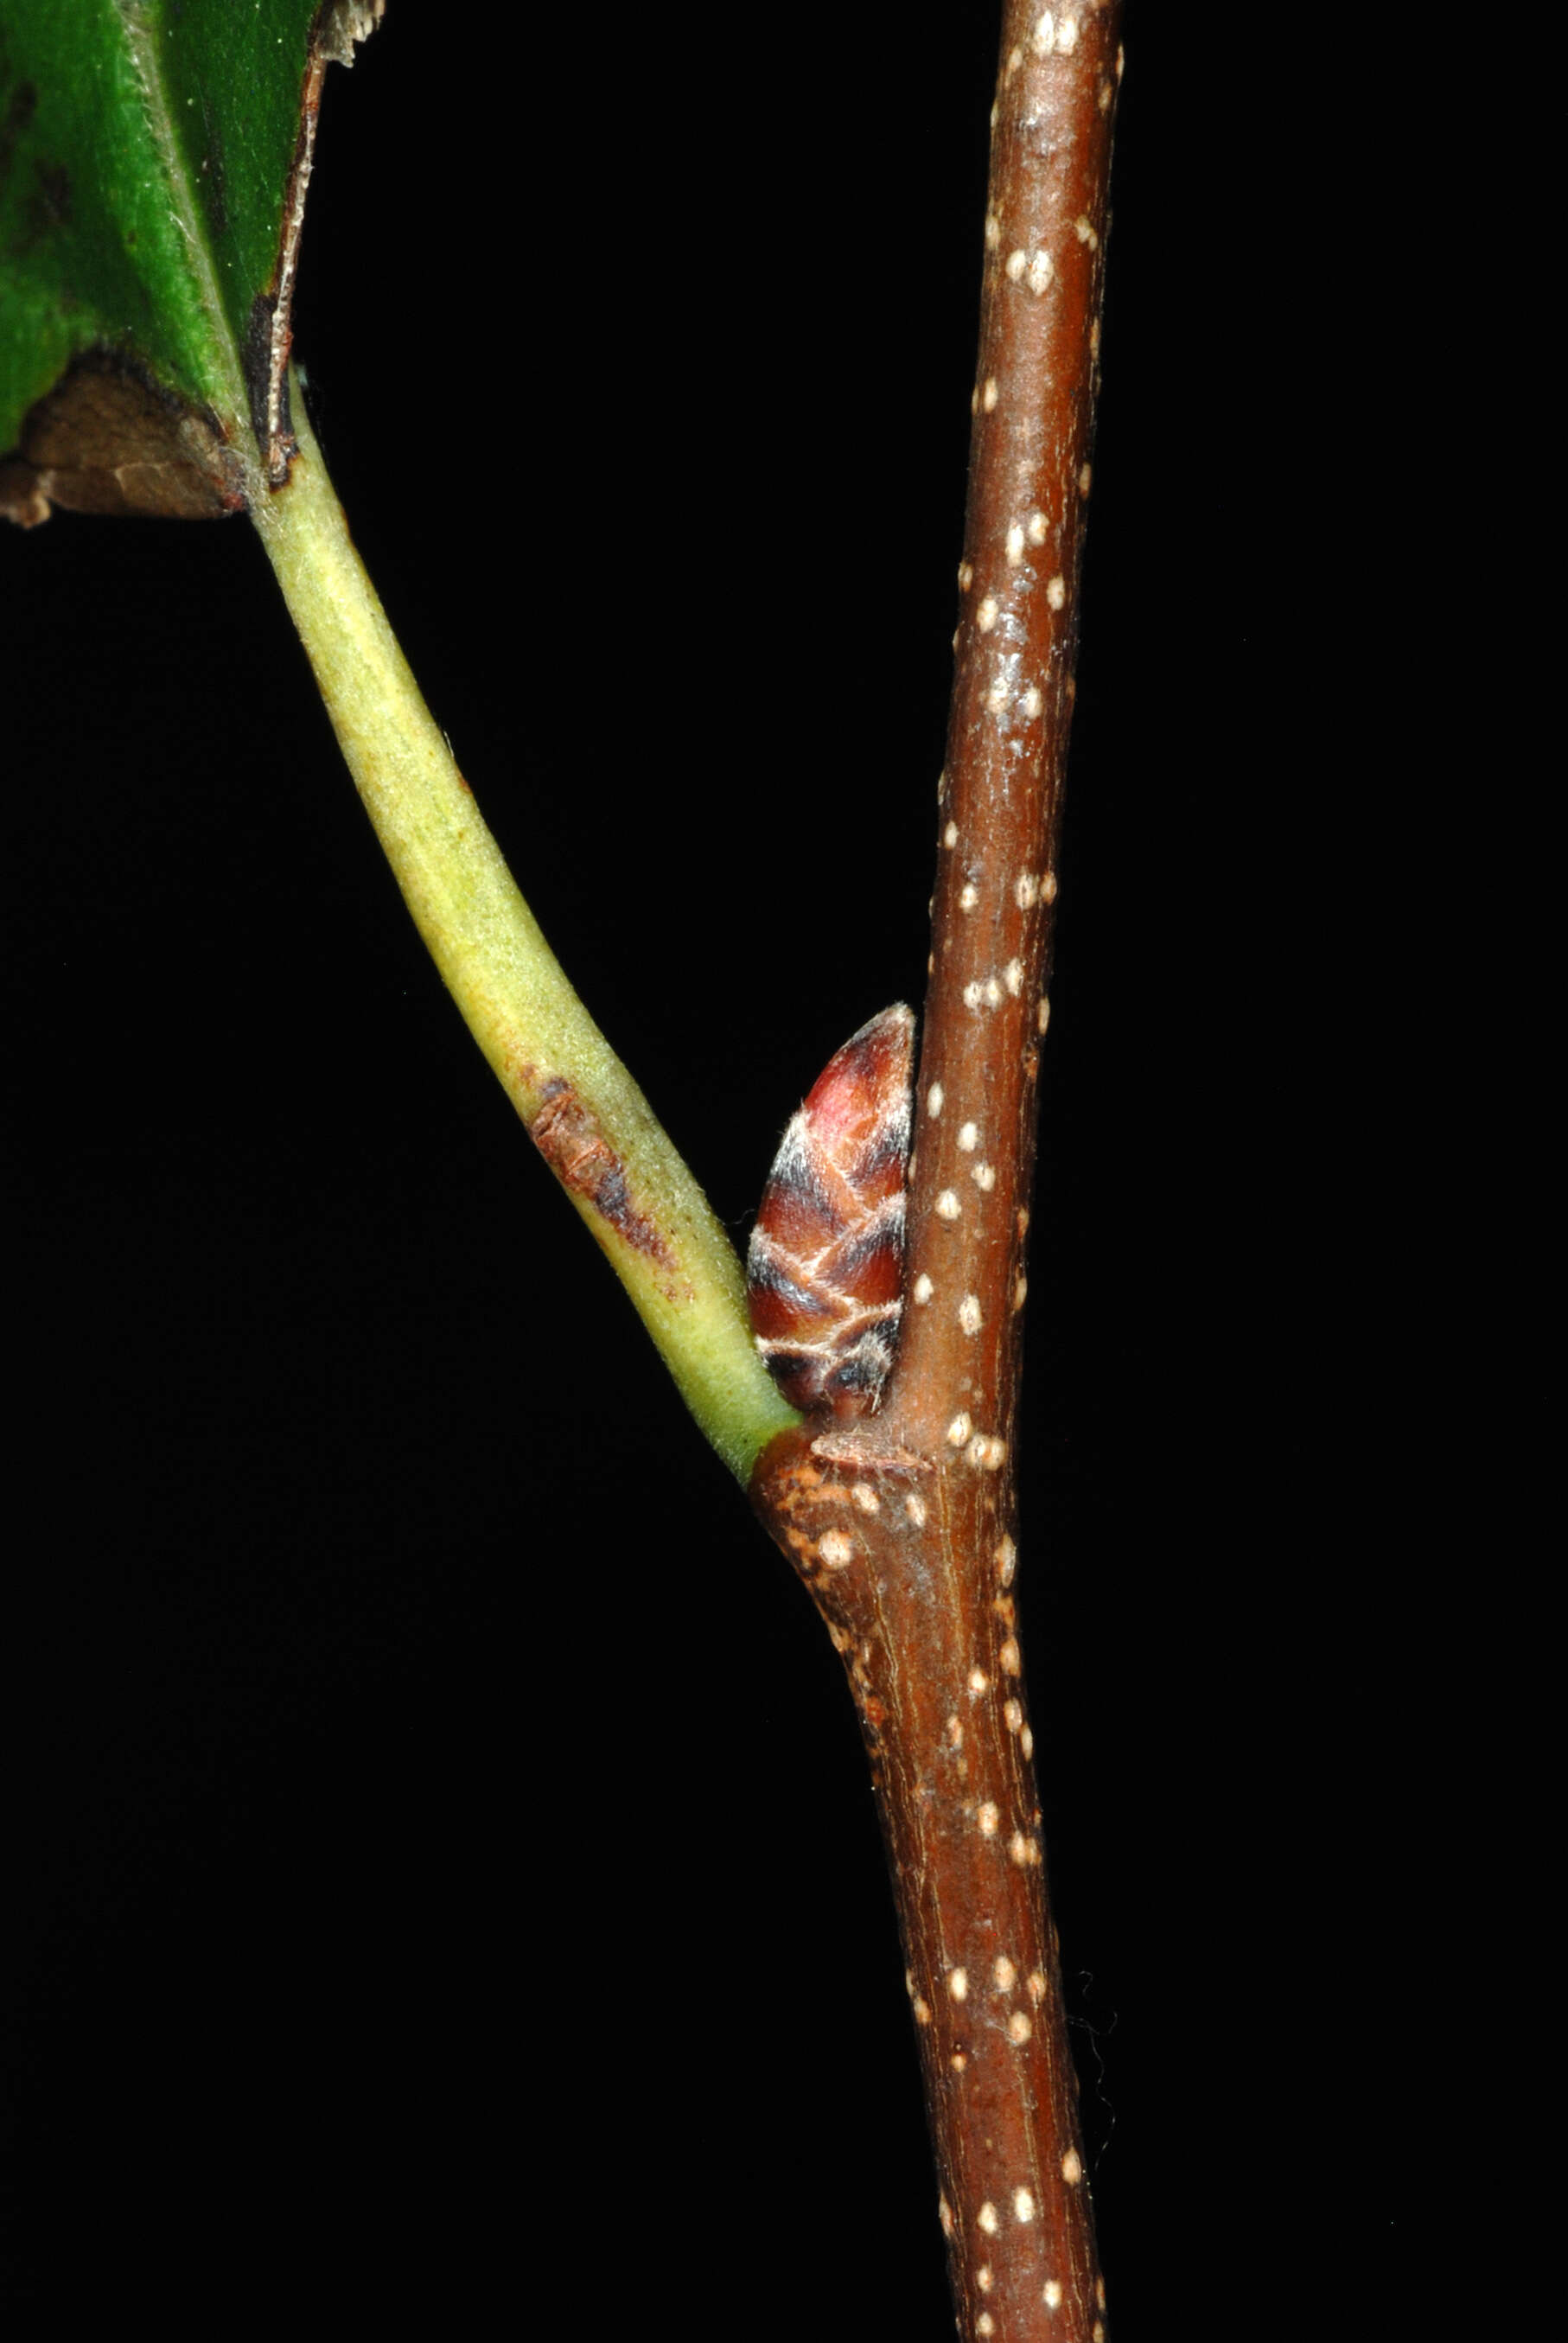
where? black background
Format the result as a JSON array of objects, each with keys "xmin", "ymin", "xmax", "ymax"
[{"xmin": 3, "ymin": 7, "xmax": 1405, "ymax": 2328}]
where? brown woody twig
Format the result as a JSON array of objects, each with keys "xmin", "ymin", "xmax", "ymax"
[{"xmin": 750, "ymin": 8, "xmax": 1125, "ymax": 2338}]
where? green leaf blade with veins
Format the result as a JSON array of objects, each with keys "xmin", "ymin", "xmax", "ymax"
[{"xmin": 0, "ymin": 0, "xmax": 380, "ymax": 523}]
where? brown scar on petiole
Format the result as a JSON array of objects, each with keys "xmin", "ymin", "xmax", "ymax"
[{"xmin": 528, "ymin": 1079, "xmax": 679, "ymax": 1276}]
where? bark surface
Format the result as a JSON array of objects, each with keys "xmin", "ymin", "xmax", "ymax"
[{"xmin": 751, "ymin": 9, "xmax": 1124, "ymax": 2337}]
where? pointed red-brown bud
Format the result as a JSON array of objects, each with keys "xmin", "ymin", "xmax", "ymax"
[{"xmin": 747, "ymin": 1005, "xmax": 915, "ymax": 1419}]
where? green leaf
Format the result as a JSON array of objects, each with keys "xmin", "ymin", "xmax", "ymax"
[{"xmin": 0, "ymin": 0, "xmax": 380, "ymax": 523}]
